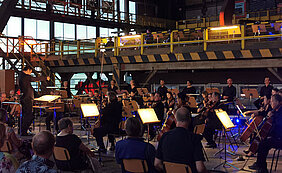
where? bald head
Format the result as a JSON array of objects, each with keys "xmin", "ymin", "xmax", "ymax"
[
  {"xmin": 32, "ymin": 131, "xmax": 55, "ymax": 157},
  {"xmin": 175, "ymin": 107, "xmax": 191, "ymax": 128}
]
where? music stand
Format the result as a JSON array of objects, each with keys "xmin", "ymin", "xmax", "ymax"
[
  {"xmin": 80, "ymin": 103, "xmax": 99, "ymax": 144},
  {"xmin": 137, "ymin": 108, "xmax": 160, "ymax": 142},
  {"xmin": 34, "ymin": 95, "xmax": 61, "ymax": 134},
  {"xmin": 242, "ymin": 89, "xmax": 259, "ymax": 99},
  {"xmin": 213, "ymin": 109, "xmax": 239, "ymax": 171},
  {"xmin": 2, "ymin": 102, "xmax": 22, "ymax": 136}
]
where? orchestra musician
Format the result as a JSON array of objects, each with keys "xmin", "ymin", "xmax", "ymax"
[
  {"xmin": 19, "ymin": 66, "xmax": 49, "ymax": 136},
  {"xmin": 62, "ymin": 81, "xmax": 72, "ymax": 98},
  {"xmin": 222, "ymin": 78, "xmax": 236, "ymax": 102},
  {"xmin": 164, "ymin": 92, "xmax": 175, "ymax": 113},
  {"xmin": 203, "ymin": 92, "xmax": 226, "ymax": 148},
  {"xmin": 157, "ymin": 80, "xmax": 168, "ymax": 101},
  {"xmin": 182, "ymin": 80, "xmax": 196, "ymax": 95},
  {"xmin": 0, "ymin": 93, "xmax": 9, "ymax": 110},
  {"xmin": 254, "ymin": 77, "xmax": 273, "ymax": 109},
  {"xmin": 92, "ymin": 92, "xmax": 123, "ymax": 153},
  {"xmin": 8, "ymin": 90, "xmax": 16, "ymax": 100},
  {"xmin": 248, "ymin": 94, "xmax": 282, "ymax": 173},
  {"xmin": 272, "ymin": 88, "xmax": 279, "ymax": 96},
  {"xmin": 242, "ymin": 96, "xmax": 272, "ymax": 156},
  {"xmin": 108, "ymin": 80, "xmax": 118, "ymax": 94},
  {"xmin": 152, "ymin": 93, "xmax": 165, "ymax": 124},
  {"xmin": 86, "ymin": 91, "xmax": 95, "ymax": 103},
  {"xmin": 128, "ymin": 80, "xmax": 138, "ymax": 95}
]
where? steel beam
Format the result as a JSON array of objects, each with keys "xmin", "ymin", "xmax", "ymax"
[
  {"xmin": 0, "ymin": 0, "xmax": 18, "ymax": 32},
  {"xmin": 50, "ymin": 58, "xmax": 282, "ymax": 73}
]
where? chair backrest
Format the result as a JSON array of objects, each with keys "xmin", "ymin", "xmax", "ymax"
[
  {"xmin": 122, "ymin": 159, "xmax": 148, "ymax": 173},
  {"xmin": 0, "ymin": 140, "xmax": 12, "ymax": 153},
  {"xmin": 194, "ymin": 124, "xmax": 206, "ymax": 135},
  {"xmin": 53, "ymin": 146, "xmax": 71, "ymax": 161},
  {"xmin": 164, "ymin": 161, "xmax": 192, "ymax": 173}
]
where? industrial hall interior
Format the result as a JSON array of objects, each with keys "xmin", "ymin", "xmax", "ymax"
[{"xmin": 0, "ymin": 0, "xmax": 282, "ymax": 172}]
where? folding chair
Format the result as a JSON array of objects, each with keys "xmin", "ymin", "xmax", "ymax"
[
  {"xmin": 122, "ymin": 159, "xmax": 148, "ymax": 173},
  {"xmin": 163, "ymin": 161, "xmax": 192, "ymax": 173},
  {"xmin": 0, "ymin": 140, "xmax": 12, "ymax": 153},
  {"xmin": 194, "ymin": 124, "xmax": 209, "ymax": 161}
]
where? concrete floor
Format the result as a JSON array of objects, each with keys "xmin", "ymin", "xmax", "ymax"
[{"xmin": 19, "ymin": 117, "xmax": 282, "ymax": 173}]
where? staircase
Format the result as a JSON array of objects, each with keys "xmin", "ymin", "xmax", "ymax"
[{"xmin": 0, "ymin": 36, "xmax": 61, "ymax": 94}]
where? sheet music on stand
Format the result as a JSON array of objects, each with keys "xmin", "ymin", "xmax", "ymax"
[
  {"xmin": 34, "ymin": 95, "xmax": 61, "ymax": 102},
  {"xmin": 215, "ymin": 109, "xmax": 235, "ymax": 129}
]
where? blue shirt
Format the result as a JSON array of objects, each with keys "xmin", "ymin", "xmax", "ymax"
[
  {"xmin": 16, "ymin": 155, "xmax": 57, "ymax": 173},
  {"xmin": 115, "ymin": 137, "xmax": 156, "ymax": 173}
]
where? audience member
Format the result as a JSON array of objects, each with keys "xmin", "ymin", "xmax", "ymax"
[
  {"xmin": 154, "ymin": 107, "xmax": 207, "ymax": 173},
  {"xmin": 16, "ymin": 131, "xmax": 57, "ymax": 173},
  {"xmin": 105, "ymin": 37, "xmax": 114, "ymax": 51},
  {"xmin": 0, "ymin": 122, "xmax": 19, "ymax": 173},
  {"xmin": 0, "ymin": 109, "xmax": 30, "ymax": 160},
  {"xmin": 115, "ymin": 117, "xmax": 156, "ymax": 173},
  {"xmin": 55, "ymin": 118, "xmax": 97, "ymax": 171}
]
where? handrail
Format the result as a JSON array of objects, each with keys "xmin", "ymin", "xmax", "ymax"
[
  {"xmin": 0, "ymin": 0, "xmax": 175, "ymax": 29},
  {"xmin": 22, "ymin": 33, "xmax": 282, "ymax": 57},
  {"xmin": 177, "ymin": 8, "xmax": 282, "ymax": 29},
  {"xmin": 2, "ymin": 23, "xmax": 282, "ymax": 61}
]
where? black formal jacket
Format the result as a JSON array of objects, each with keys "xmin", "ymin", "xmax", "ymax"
[{"xmin": 101, "ymin": 101, "xmax": 123, "ymax": 133}]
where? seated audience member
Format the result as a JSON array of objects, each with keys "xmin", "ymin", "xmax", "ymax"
[
  {"xmin": 115, "ymin": 117, "xmax": 156, "ymax": 173},
  {"xmin": 0, "ymin": 122, "xmax": 19, "ymax": 173},
  {"xmin": 154, "ymin": 107, "xmax": 207, "ymax": 173},
  {"xmin": 55, "ymin": 118, "xmax": 96, "ymax": 171},
  {"xmin": 16, "ymin": 131, "xmax": 57, "ymax": 173},
  {"xmin": 0, "ymin": 109, "xmax": 29, "ymax": 160}
]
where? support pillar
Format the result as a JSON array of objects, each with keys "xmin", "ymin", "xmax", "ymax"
[{"xmin": 112, "ymin": 63, "xmax": 120, "ymax": 89}]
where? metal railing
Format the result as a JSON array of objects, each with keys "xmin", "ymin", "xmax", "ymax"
[
  {"xmin": 177, "ymin": 8, "xmax": 282, "ymax": 29},
  {"xmin": 0, "ymin": 36, "xmax": 61, "ymax": 87},
  {"xmin": 0, "ymin": 0, "xmax": 175, "ymax": 29},
  {"xmin": 23, "ymin": 24, "xmax": 282, "ymax": 59}
]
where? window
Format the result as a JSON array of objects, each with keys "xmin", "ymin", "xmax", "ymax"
[
  {"xmin": 77, "ymin": 25, "xmax": 87, "ymax": 40},
  {"xmin": 70, "ymin": 73, "xmax": 87, "ymax": 95},
  {"xmin": 4, "ymin": 17, "xmax": 21, "ymax": 37},
  {"xmin": 55, "ymin": 22, "xmax": 64, "ymax": 40},
  {"xmin": 64, "ymin": 23, "xmax": 75, "ymax": 40},
  {"xmin": 37, "ymin": 20, "xmax": 50, "ymax": 40}
]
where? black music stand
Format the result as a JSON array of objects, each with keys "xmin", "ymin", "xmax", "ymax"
[
  {"xmin": 81, "ymin": 103, "xmax": 100, "ymax": 143},
  {"xmin": 137, "ymin": 108, "xmax": 160, "ymax": 142},
  {"xmin": 2, "ymin": 102, "xmax": 22, "ymax": 136},
  {"xmin": 34, "ymin": 95, "xmax": 61, "ymax": 134},
  {"xmin": 213, "ymin": 109, "xmax": 239, "ymax": 171}
]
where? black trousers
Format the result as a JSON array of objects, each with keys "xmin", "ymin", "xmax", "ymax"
[
  {"xmin": 45, "ymin": 112, "xmax": 62, "ymax": 131},
  {"xmin": 203, "ymin": 126, "xmax": 216, "ymax": 145},
  {"xmin": 256, "ymin": 137, "xmax": 282, "ymax": 170},
  {"xmin": 20, "ymin": 97, "xmax": 33, "ymax": 134},
  {"xmin": 92, "ymin": 127, "xmax": 115, "ymax": 149}
]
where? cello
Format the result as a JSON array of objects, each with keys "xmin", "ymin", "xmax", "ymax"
[
  {"xmin": 157, "ymin": 108, "xmax": 176, "ymax": 141},
  {"xmin": 240, "ymin": 103, "xmax": 271, "ymax": 143},
  {"xmin": 248, "ymin": 105, "xmax": 280, "ymax": 154}
]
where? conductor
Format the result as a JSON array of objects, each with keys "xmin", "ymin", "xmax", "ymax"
[{"xmin": 19, "ymin": 66, "xmax": 49, "ymax": 136}]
